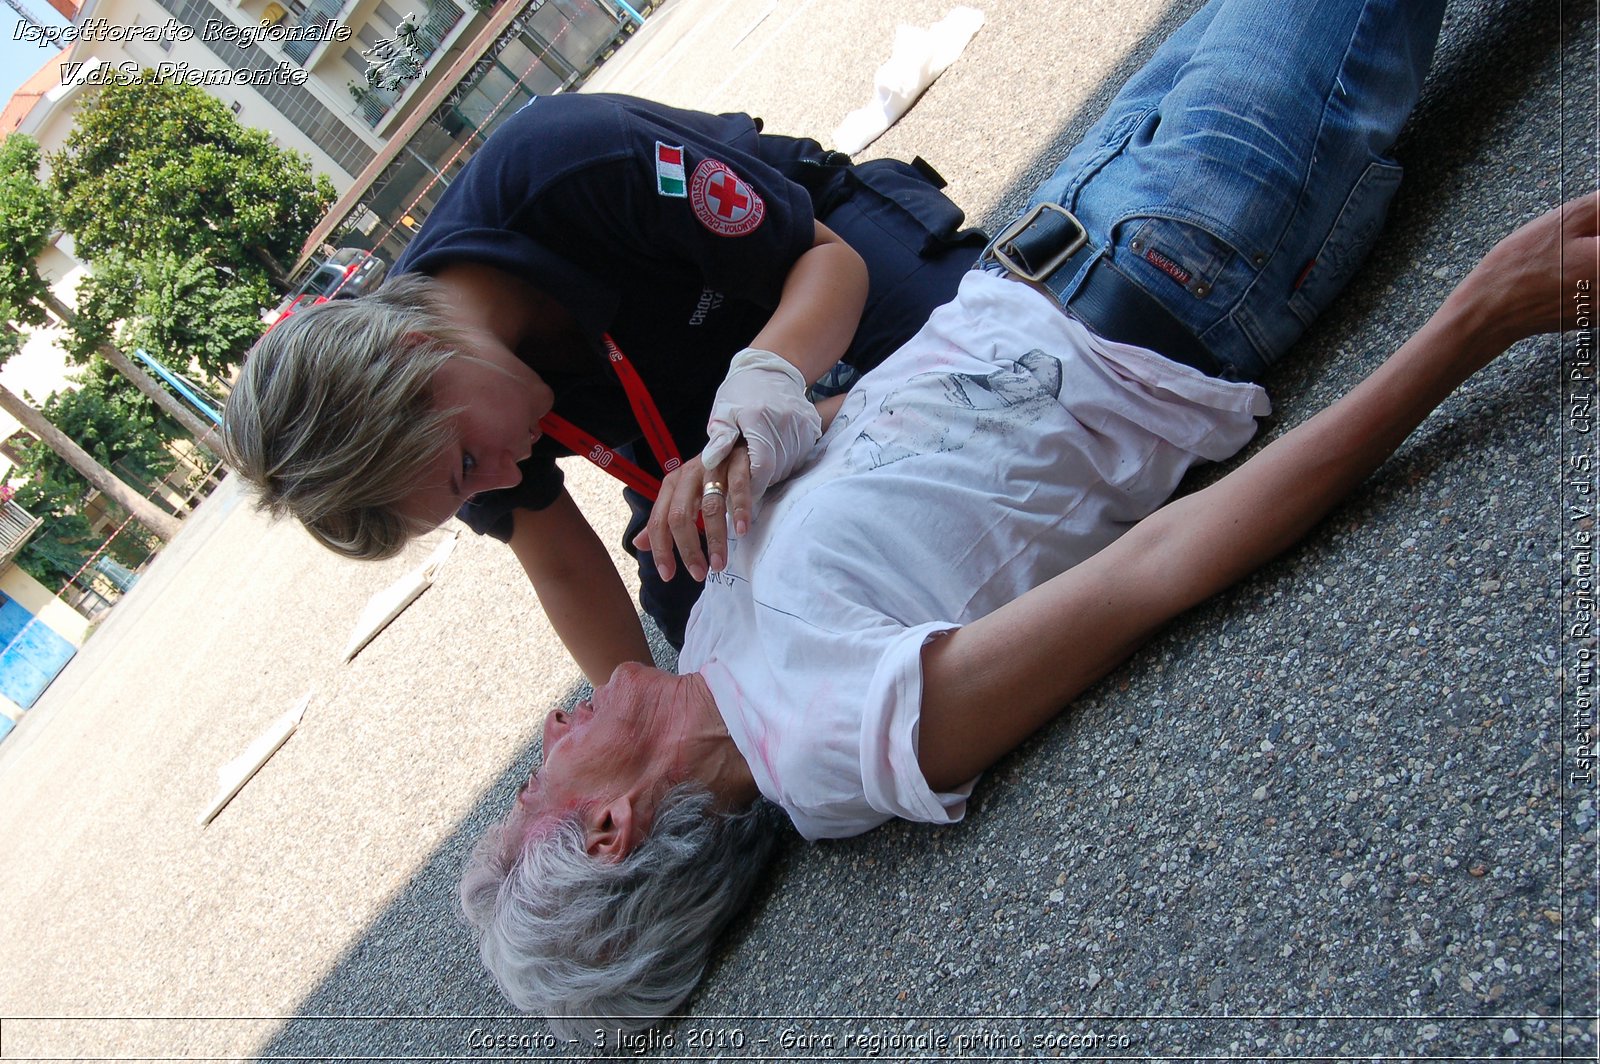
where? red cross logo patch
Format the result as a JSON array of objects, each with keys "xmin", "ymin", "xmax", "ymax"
[{"xmin": 689, "ymin": 158, "xmax": 765, "ymax": 236}]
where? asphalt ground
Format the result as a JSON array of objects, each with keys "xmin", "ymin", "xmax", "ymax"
[{"xmin": 0, "ymin": 0, "xmax": 1595, "ymax": 1060}]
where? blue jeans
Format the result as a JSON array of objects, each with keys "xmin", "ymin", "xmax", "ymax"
[{"xmin": 1028, "ymin": 0, "xmax": 1447, "ymax": 381}]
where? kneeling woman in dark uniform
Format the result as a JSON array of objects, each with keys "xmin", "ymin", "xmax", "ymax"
[{"xmin": 223, "ymin": 93, "xmax": 983, "ymax": 683}]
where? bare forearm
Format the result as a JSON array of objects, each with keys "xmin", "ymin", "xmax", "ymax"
[
  {"xmin": 509, "ymin": 503, "xmax": 652, "ymax": 686},
  {"xmin": 535, "ymin": 569, "xmax": 652, "ymax": 687},
  {"xmin": 1173, "ymin": 194, "xmax": 1598, "ymax": 586},
  {"xmin": 1148, "ymin": 279, "xmax": 1504, "ymax": 602},
  {"xmin": 920, "ymin": 194, "xmax": 1597, "ymax": 791},
  {"xmin": 649, "ymin": 228, "xmax": 866, "ymax": 576},
  {"xmin": 920, "ymin": 272, "xmax": 1508, "ymax": 788},
  {"xmin": 749, "ymin": 222, "xmax": 869, "ymax": 384}
]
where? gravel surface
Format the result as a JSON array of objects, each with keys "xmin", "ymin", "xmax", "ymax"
[{"xmin": 0, "ymin": 0, "xmax": 1594, "ymax": 1060}]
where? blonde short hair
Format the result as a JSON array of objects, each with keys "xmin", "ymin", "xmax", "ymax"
[{"xmin": 222, "ymin": 273, "xmax": 464, "ymax": 560}]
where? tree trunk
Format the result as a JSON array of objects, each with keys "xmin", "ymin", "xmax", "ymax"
[
  {"xmin": 252, "ymin": 245, "xmax": 291, "ymax": 290},
  {"xmin": 39, "ymin": 290, "xmax": 219, "ymax": 445},
  {"xmin": 96, "ymin": 343, "xmax": 219, "ymax": 445},
  {"xmin": 0, "ymin": 383, "xmax": 181, "ymax": 541}
]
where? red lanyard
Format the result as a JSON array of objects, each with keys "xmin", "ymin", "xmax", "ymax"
[{"xmin": 538, "ymin": 334, "xmax": 682, "ymax": 501}]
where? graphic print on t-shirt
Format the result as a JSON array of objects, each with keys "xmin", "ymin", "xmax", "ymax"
[{"xmin": 845, "ymin": 349, "xmax": 1063, "ymax": 471}]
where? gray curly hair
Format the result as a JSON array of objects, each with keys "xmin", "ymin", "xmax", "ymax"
[
  {"xmin": 221, "ymin": 273, "xmax": 464, "ymax": 560},
  {"xmin": 460, "ymin": 785, "xmax": 781, "ymax": 1038}
]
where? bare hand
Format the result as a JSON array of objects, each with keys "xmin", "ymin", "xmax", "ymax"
[
  {"xmin": 1464, "ymin": 192, "xmax": 1599, "ymax": 347},
  {"xmin": 634, "ymin": 443, "xmax": 753, "ymax": 582}
]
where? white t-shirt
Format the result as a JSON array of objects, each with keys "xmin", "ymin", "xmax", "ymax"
[{"xmin": 679, "ymin": 271, "xmax": 1271, "ymax": 840}]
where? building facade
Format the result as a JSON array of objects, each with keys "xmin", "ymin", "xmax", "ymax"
[
  {"xmin": 12, "ymin": 0, "xmax": 637, "ymax": 255},
  {"xmin": 289, "ymin": 0, "xmax": 636, "ymax": 275}
]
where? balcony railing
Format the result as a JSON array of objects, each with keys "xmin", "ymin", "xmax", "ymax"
[
  {"xmin": 347, "ymin": 0, "xmax": 469, "ymax": 126},
  {"xmin": 283, "ymin": 0, "xmax": 350, "ymax": 65},
  {"xmin": 410, "ymin": 0, "xmax": 468, "ymax": 60},
  {"xmin": 0, "ymin": 497, "xmax": 43, "ymax": 571},
  {"xmin": 352, "ymin": 84, "xmax": 402, "ymax": 126}
]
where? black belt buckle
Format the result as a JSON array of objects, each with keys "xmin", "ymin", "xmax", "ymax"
[{"xmin": 987, "ymin": 202, "xmax": 1089, "ymax": 283}]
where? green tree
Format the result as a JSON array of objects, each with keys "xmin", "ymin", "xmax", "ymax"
[
  {"xmin": 0, "ymin": 136, "xmax": 185, "ymax": 538},
  {"xmin": 50, "ymin": 77, "xmax": 337, "ymax": 289},
  {"xmin": 2, "ymin": 131, "xmax": 214, "ymax": 438},
  {"xmin": 35, "ymin": 365, "xmax": 176, "ymax": 480},
  {"xmin": 10, "ymin": 366, "xmax": 181, "ymax": 586},
  {"xmin": 69, "ymin": 249, "xmax": 274, "ymax": 381},
  {"xmin": 0, "ymin": 135, "xmax": 57, "ymax": 329}
]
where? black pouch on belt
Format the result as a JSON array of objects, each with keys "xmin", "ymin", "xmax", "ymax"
[
  {"xmin": 792, "ymin": 148, "xmax": 988, "ymax": 256},
  {"xmin": 835, "ymin": 158, "xmax": 988, "ymax": 256}
]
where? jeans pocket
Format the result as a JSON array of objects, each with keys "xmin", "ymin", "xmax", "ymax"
[
  {"xmin": 1287, "ymin": 161, "xmax": 1404, "ymax": 326},
  {"xmin": 1125, "ymin": 215, "xmax": 1237, "ymax": 298},
  {"xmin": 1116, "ymin": 213, "xmax": 1251, "ymax": 338}
]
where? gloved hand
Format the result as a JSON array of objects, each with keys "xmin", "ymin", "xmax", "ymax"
[{"xmin": 700, "ymin": 347, "xmax": 823, "ymax": 509}]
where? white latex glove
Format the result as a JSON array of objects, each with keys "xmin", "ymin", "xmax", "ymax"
[{"xmin": 700, "ymin": 347, "xmax": 823, "ymax": 509}]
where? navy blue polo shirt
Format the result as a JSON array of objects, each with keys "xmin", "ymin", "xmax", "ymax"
[{"xmin": 396, "ymin": 92, "xmax": 977, "ymax": 540}]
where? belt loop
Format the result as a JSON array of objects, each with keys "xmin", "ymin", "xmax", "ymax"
[{"xmin": 1038, "ymin": 240, "xmax": 1103, "ymax": 306}]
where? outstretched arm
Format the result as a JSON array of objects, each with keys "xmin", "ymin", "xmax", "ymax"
[{"xmin": 917, "ymin": 194, "xmax": 1599, "ymax": 791}]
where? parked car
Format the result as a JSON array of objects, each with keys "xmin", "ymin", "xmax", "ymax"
[{"xmin": 264, "ymin": 249, "xmax": 387, "ymax": 331}]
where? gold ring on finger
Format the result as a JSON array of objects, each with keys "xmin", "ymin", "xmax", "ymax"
[{"xmin": 702, "ymin": 481, "xmax": 727, "ymax": 499}]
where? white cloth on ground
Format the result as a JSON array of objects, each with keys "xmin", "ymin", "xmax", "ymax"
[{"xmin": 832, "ymin": 7, "xmax": 987, "ymax": 154}]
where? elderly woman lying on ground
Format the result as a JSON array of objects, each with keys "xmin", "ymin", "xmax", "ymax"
[
  {"xmin": 461, "ymin": 188, "xmax": 1593, "ymax": 1030},
  {"xmin": 446, "ymin": 0, "xmax": 1589, "ymax": 1034}
]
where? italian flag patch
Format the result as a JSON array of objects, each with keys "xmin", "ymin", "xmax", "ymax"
[{"xmin": 655, "ymin": 142, "xmax": 687, "ymax": 198}]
